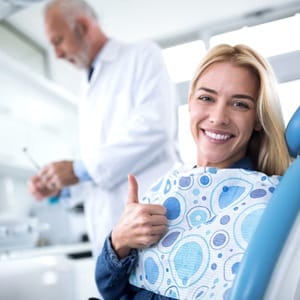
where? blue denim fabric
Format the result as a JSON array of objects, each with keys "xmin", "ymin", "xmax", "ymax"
[{"xmin": 95, "ymin": 236, "xmax": 173, "ymax": 300}]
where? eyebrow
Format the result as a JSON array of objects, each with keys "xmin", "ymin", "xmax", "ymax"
[{"xmin": 197, "ymin": 87, "xmax": 256, "ymax": 102}]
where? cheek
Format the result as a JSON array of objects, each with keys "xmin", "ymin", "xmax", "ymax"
[
  {"xmin": 189, "ymin": 103, "xmax": 203, "ymax": 120},
  {"xmin": 189, "ymin": 111, "xmax": 203, "ymax": 141},
  {"xmin": 69, "ymin": 42, "xmax": 79, "ymax": 53},
  {"xmin": 238, "ymin": 116, "xmax": 257, "ymax": 139},
  {"xmin": 189, "ymin": 110, "xmax": 198, "ymax": 129},
  {"xmin": 65, "ymin": 36, "xmax": 79, "ymax": 52}
]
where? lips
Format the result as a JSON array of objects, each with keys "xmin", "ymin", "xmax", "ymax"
[{"xmin": 203, "ymin": 130, "xmax": 233, "ymax": 141}]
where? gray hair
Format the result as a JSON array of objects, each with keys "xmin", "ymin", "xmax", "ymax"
[{"xmin": 45, "ymin": 0, "xmax": 98, "ymax": 27}]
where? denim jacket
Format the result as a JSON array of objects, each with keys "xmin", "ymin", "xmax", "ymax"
[{"xmin": 95, "ymin": 236, "xmax": 173, "ymax": 300}]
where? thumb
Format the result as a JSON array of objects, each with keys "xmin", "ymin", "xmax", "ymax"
[{"xmin": 127, "ymin": 174, "xmax": 139, "ymax": 204}]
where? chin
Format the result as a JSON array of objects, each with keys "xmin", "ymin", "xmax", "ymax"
[{"xmin": 199, "ymin": 155, "xmax": 230, "ymax": 167}]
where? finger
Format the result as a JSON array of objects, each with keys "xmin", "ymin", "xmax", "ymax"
[
  {"xmin": 28, "ymin": 175, "xmax": 40, "ymax": 190},
  {"xmin": 34, "ymin": 192, "xmax": 46, "ymax": 201},
  {"xmin": 139, "ymin": 233, "xmax": 164, "ymax": 248},
  {"xmin": 38, "ymin": 165, "xmax": 50, "ymax": 177},
  {"xmin": 28, "ymin": 176, "xmax": 45, "ymax": 191},
  {"xmin": 39, "ymin": 172, "xmax": 52, "ymax": 186},
  {"xmin": 151, "ymin": 224, "xmax": 168, "ymax": 235},
  {"xmin": 127, "ymin": 174, "xmax": 139, "ymax": 204},
  {"xmin": 39, "ymin": 164, "xmax": 56, "ymax": 181},
  {"xmin": 48, "ymin": 182, "xmax": 57, "ymax": 190},
  {"xmin": 149, "ymin": 214, "xmax": 168, "ymax": 226},
  {"xmin": 28, "ymin": 177, "xmax": 36, "ymax": 189},
  {"xmin": 147, "ymin": 204, "xmax": 167, "ymax": 216},
  {"xmin": 29, "ymin": 175, "xmax": 39, "ymax": 183}
]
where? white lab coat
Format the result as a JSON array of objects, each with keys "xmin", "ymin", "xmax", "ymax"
[{"xmin": 70, "ymin": 39, "xmax": 181, "ymax": 256}]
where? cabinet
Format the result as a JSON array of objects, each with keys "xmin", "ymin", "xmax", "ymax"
[{"xmin": 0, "ymin": 244, "xmax": 99, "ymax": 300}]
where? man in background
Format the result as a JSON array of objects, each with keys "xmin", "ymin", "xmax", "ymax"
[{"xmin": 28, "ymin": 0, "xmax": 180, "ymax": 256}]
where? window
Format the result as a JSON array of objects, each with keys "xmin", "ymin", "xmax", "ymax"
[
  {"xmin": 278, "ymin": 79, "xmax": 300, "ymax": 125},
  {"xmin": 162, "ymin": 40, "xmax": 205, "ymax": 83},
  {"xmin": 210, "ymin": 14, "xmax": 300, "ymax": 57}
]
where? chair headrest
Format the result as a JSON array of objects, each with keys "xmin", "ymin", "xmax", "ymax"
[{"xmin": 285, "ymin": 106, "xmax": 300, "ymax": 158}]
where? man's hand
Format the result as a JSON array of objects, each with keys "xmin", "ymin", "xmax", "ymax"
[
  {"xmin": 28, "ymin": 175, "xmax": 60, "ymax": 200},
  {"xmin": 27, "ymin": 160, "xmax": 78, "ymax": 200},
  {"xmin": 111, "ymin": 174, "xmax": 168, "ymax": 258}
]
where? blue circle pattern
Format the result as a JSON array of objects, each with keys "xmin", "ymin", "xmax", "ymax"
[
  {"xmin": 129, "ymin": 166, "xmax": 280, "ymax": 299},
  {"xmin": 213, "ymin": 233, "xmax": 226, "ymax": 247},
  {"xmin": 179, "ymin": 176, "xmax": 194, "ymax": 189},
  {"xmin": 164, "ymin": 197, "xmax": 181, "ymax": 220}
]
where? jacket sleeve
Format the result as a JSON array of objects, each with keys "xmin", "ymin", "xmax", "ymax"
[{"xmin": 95, "ymin": 235, "xmax": 138, "ymax": 300}]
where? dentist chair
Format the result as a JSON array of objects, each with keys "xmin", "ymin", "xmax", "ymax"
[{"xmin": 230, "ymin": 106, "xmax": 300, "ymax": 300}]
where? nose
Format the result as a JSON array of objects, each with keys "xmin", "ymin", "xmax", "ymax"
[
  {"xmin": 54, "ymin": 46, "xmax": 65, "ymax": 59},
  {"xmin": 208, "ymin": 104, "xmax": 230, "ymax": 126}
]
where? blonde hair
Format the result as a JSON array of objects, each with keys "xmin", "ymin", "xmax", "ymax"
[{"xmin": 189, "ymin": 44, "xmax": 291, "ymax": 176}]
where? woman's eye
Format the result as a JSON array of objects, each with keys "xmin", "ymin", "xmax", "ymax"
[
  {"xmin": 233, "ymin": 101, "xmax": 250, "ymax": 110},
  {"xmin": 198, "ymin": 96, "xmax": 212, "ymax": 102}
]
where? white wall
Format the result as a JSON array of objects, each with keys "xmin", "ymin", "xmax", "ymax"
[{"xmin": 0, "ymin": 50, "xmax": 79, "ymax": 218}]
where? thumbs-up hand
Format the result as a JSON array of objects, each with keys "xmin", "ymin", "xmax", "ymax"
[
  {"xmin": 111, "ymin": 174, "xmax": 168, "ymax": 258},
  {"xmin": 126, "ymin": 174, "xmax": 139, "ymax": 205}
]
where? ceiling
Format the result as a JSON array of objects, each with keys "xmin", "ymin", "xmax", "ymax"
[
  {"xmin": 1, "ymin": 0, "xmax": 299, "ymax": 97},
  {"xmin": 4, "ymin": 0, "xmax": 300, "ymax": 50}
]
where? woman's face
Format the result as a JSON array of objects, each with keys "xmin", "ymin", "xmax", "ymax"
[{"xmin": 189, "ymin": 61, "xmax": 261, "ymax": 168}]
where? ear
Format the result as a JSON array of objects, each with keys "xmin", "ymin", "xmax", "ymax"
[{"xmin": 75, "ymin": 16, "xmax": 89, "ymax": 37}]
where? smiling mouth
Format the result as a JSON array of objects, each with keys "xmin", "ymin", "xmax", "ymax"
[{"xmin": 204, "ymin": 130, "xmax": 233, "ymax": 141}]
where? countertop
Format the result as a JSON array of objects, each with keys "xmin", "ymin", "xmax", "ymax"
[{"xmin": 0, "ymin": 242, "xmax": 92, "ymax": 261}]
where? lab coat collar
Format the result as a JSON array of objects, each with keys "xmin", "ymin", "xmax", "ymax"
[
  {"xmin": 86, "ymin": 39, "xmax": 121, "ymax": 84},
  {"xmin": 93, "ymin": 38, "xmax": 122, "ymax": 65}
]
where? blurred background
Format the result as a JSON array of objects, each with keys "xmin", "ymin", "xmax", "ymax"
[{"xmin": 0, "ymin": 0, "xmax": 299, "ymax": 299}]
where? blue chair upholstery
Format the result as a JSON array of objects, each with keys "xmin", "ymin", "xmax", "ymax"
[
  {"xmin": 286, "ymin": 106, "xmax": 300, "ymax": 158},
  {"xmin": 229, "ymin": 106, "xmax": 300, "ymax": 300}
]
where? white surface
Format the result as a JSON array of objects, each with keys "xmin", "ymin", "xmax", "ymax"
[
  {"xmin": 73, "ymin": 257, "xmax": 100, "ymax": 300},
  {"xmin": 0, "ymin": 255, "xmax": 76, "ymax": 300},
  {"xmin": 0, "ymin": 241, "xmax": 92, "ymax": 259},
  {"xmin": 0, "ymin": 254, "xmax": 98, "ymax": 300},
  {"xmin": 0, "ymin": 50, "xmax": 79, "ymax": 170},
  {"xmin": 0, "ymin": 216, "xmax": 40, "ymax": 251},
  {"xmin": 0, "ymin": 242, "xmax": 98, "ymax": 300}
]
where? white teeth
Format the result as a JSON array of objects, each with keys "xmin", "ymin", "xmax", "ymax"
[{"xmin": 205, "ymin": 130, "xmax": 231, "ymax": 140}]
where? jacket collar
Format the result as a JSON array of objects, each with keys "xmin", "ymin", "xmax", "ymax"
[
  {"xmin": 86, "ymin": 39, "xmax": 121, "ymax": 83},
  {"xmin": 93, "ymin": 38, "xmax": 121, "ymax": 65}
]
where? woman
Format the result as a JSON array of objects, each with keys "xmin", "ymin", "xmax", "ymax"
[{"xmin": 94, "ymin": 44, "xmax": 291, "ymax": 300}]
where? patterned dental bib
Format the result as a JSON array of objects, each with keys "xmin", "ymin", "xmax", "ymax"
[{"xmin": 129, "ymin": 165, "xmax": 280, "ymax": 299}]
